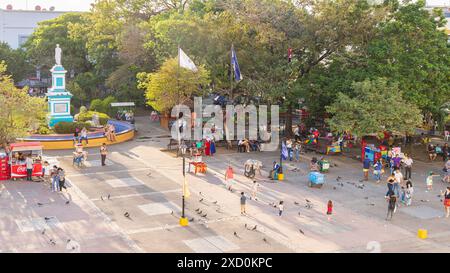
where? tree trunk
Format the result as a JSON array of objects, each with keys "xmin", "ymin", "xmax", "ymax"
[{"xmin": 285, "ymin": 104, "xmax": 293, "ymax": 138}]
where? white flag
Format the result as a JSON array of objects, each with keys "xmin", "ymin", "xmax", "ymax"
[{"xmin": 179, "ymin": 48, "xmax": 198, "ymax": 72}]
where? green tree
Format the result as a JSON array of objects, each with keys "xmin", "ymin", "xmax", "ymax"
[
  {"xmin": 0, "ymin": 43, "xmax": 33, "ymax": 82},
  {"xmin": 0, "ymin": 62, "xmax": 46, "ymax": 143},
  {"xmin": 138, "ymin": 57, "xmax": 210, "ymax": 113},
  {"xmin": 326, "ymin": 78, "xmax": 423, "ymax": 137},
  {"xmin": 22, "ymin": 13, "xmax": 91, "ymax": 76}
]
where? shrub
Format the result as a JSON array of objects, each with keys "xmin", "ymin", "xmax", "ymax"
[
  {"xmin": 102, "ymin": 96, "xmax": 117, "ymax": 116},
  {"xmin": 54, "ymin": 121, "xmax": 91, "ymax": 134},
  {"xmin": 77, "ymin": 111, "xmax": 110, "ymax": 125},
  {"xmin": 89, "ymin": 99, "xmax": 103, "ymax": 112},
  {"xmin": 79, "ymin": 106, "xmax": 88, "ymax": 114},
  {"xmin": 37, "ymin": 125, "xmax": 53, "ymax": 135}
]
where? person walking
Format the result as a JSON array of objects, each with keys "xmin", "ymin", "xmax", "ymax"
[
  {"xmin": 100, "ymin": 143, "xmax": 108, "ymax": 166},
  {"xmin": 225, "ymin": 165, "xmax": 234, "ymax": 191},
  {"xmin": 43, "ymin": 161, "xmax": 51, "ymax": 187},
  {"xmin": 441, "ymin": 187, "xmax": 450, "ymax": 218},
  {"xmin": 386, "ymin": 194, "xmax": 397, "ymax": 221},
  {"xmin": 394, "ymin": 168, "xmax": 404, "ymax": 196},
  {"xmin": 25, "ymin": 155, "xmax": 33, "ymax": 181},
  {"xmin": 363, "ymin": 156, "xmax": 371, "ymax": 181},
  {"xmin": 58, "ymin": 168, "xmax": 67, "ymax": 192},
  {"xmin": 240, "ymin": 192, "xmax": 247, "ymax": 215},
  {"xmin": 251, "ymin": 180, "xmax": 259, "ymax": 200},
  {"xmin": 327, "ymin": 200, "xmax": 333, "ymax": 220},
  {"xmin": 51, "ymin": 165, "xmax": 59, "ymax": 192},
  {"xmin": 278, "ymin": 201, "xmax": 284, "ymax": 216},
  {"xmin": 402, "ymin": 154, "xmax": 413, "ymax": 180},
  {"xmin": 405, "ymin": 180, "xmax": 414, "ymax": 206},
  {"xmin": 286, "ymin": 139, "xmax": 293, "ymax": 161},
  {"xmin": 73, "ymin": 127, "xmax": 80, "ymax": 145},
  {"xmin": 293, "ymin": 141, "xmax": 301, "ymax": 162}
]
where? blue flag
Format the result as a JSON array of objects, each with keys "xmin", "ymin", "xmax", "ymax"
[
  {"xmin": 281, "ymin": 141, "xmax": 288, "ymax": 160},
  {"xmin": 231, "ymin": 46, "xmax": 243, "ymax": 82}
]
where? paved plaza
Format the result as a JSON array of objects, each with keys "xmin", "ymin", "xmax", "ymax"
[{"xmin": 1, "ymin": 117, "xmax": 450, "ymax": 253}]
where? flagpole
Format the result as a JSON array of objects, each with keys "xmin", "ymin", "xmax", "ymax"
[
  {"xmin": 178, "ymin": 45, "xmax": 188, "ymax": 227},
  {"xmin": 230, "ymin": 44, "xmax": 234, "ymax": 101}
]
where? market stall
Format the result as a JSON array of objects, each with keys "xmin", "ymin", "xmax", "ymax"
[{"xmin": 9, "ymin": 142, "xmax": 43, "ymax": 180}]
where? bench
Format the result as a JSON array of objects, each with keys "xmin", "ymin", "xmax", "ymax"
[{"xmin": 167, "ymin": 139, "xmax": 179, "ymax": 150}]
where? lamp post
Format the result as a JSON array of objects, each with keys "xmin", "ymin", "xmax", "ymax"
[{"xmin": 179, "ymin": 142, "xmax": 189, "ymax": 226}]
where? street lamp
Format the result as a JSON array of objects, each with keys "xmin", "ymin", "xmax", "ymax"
[{"xmin": 179, "ymin": 142, "xmax": 189, "ymax": 227}]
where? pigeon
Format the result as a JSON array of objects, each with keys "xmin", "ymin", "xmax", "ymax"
[
  {"xmin": 199, "ymin": 192, "xmax": 204, "ymax": 196},
  {"xmin": 101, "ymin": 196, "xmax": 104, "ymax": 201},
  {"xmin": 367, "ymin": 203, "xmax": 375, "ymax": 206},
  {"xmin": 245, "ymin": 224, "xmax": 248, "ymax": 228},
  {"xmin": 294, "ymin": 202, "xmax": 299, "ymax": 205},
  {"xmin": 171, "ymin": 210, "xmax": 174, "ymax": 215},
  {"xmin": 44, "ymin": 217, "xmax": 52, "ymax": 221},
  {"xmin": 199, "ymin": 198, "xmax": 204, "ymax": 202},
  {"xmin": 305, "ymin": 199, "xmax": 311, "ymax": 203},
  {"xmin": 49, "ymin": 239, "xmax": 56, "ymax": 245},
  {"xmin": 212, "ymin": 201, "xmax": 218, "ymax": 204},
  {"xmin": 37, "ymin": 202, "xmax": 43, "ymax": 206},
  {"xmin": 234, "ymin": 231, "xmax": 240, "ymax": 238},
  {"xmin": 263, "ymin": 238, "xmax": 268, "ymax": 243},
  {"xmin": 336, "ymin": 176, "xmax": 342, "ymax": 181},
  {"xmin": 364, "ymin": 197, "xmax": 369, "ymax": 200},
  {"xmin": 41, "ymin": 229, "xmax": 46, "ymax": 235},
  {"xmin": 299, "ymin": 229, "xmax": 305, "ymax": 235},
  {"xmin": 201, "ymin": 213, "xmax": 207, "ymax": 218},
  {"xmin": 197, "ymin": 210, "xmax": 203, "ymax": 215},
  {"xmin": 107, "ymin": 194, "xmax": 111, "ymax": 200},
  {"xmin": 333, "ymin": 187, "xmax": 337, "ymax": 190},
  {"xmin": 189, "ymin": 218, "xmax": 195, "ymax": 222},
  {"xmin": 195, "ymin": 208, "xmax": 200, "ymax": 212},
  {"xmin": 252, "ymin": 225, "xmax": 257, "ymax": 231},
  {"xmin": 298, "ymin": 212, "xmax": 301, "ymax": 216},
  {"xmin": 124, "ymin": 212, "xmax": 130, "ymax": 218},
  {"xmin": 65, "ymin": 201, "xmax": 70, "ymax": 205}
]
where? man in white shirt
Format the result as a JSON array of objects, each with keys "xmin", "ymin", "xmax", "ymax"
[
  {"xmin": 402, "ymin": 155, "xmax": 413, "ymax": 180},
  {"xmin": 25, "ymin": 155, "xmax": 34, "ymax": 181},
  {"xmin": 394, "ymin": 169, "xmax": 404, "ymax": 197}
]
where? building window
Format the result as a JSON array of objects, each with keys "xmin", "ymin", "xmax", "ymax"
[{"xmin": 18, "ymin": 35, "xmax": 29, "ymax": 47}]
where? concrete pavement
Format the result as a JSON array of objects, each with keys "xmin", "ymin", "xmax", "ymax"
[{"xmin": 1, "ymin": 116, "xmax": 450, "ymax": 252}]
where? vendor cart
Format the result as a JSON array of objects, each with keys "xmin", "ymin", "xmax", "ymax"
[
  {"xmin": 9, "ymin": 142, "xmax": 43, "ymax": 180},
  {"xmin": 319, "ymin": 159, "xmax": 330, "ymax": 173},
  {"xmin": 308, "ymin": 172, "xmax": 325, "ymax": 188}
]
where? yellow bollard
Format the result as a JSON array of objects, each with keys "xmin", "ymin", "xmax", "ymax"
[
  {"xmin": 179, "ymin": 217, "xmax": 189, "ymax": 227},
  {"xmin": 278, "ymin": 173, "xmax": 284, "ymax": 181},
  {"xmin": 417, "ymin": 229, "xmax": 427, "ymax": 239}
]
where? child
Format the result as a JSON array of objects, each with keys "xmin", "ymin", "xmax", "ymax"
[
  {"xmin": 278, "ymin": 201, "xmax": 284, "ymax": 216},
  {"xmin": 405, "ymin": 180, "xmax": 414, "ymax": 206},
  {"xmin": 225, "ymin": 165, "xmax": 234, "ymax": 191},
  {"xmin": 327, "ymin": 200, "xmax": 333, "ymax": 220},
  {"xmin": 426, "ymin": 171, "xmax": 439, "ymax": 191}
]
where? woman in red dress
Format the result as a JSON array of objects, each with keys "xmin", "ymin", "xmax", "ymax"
[{"xmin": 204, "ymin": 138, "xmax": 211, "ymax": 156}]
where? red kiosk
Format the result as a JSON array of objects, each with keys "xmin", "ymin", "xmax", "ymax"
[{"xmin": 8, "ymin": 142, "xmax": 43, "ymax": 180}]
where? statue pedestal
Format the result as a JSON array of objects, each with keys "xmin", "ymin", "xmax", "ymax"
[{"xmin": 46, "ymin": 65, "xmax": 73, "ymax": 127}]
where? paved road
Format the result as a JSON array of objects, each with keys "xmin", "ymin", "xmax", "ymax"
[{"xmin": 1, "ymin": 116, "xmax": 449, "ymax": 253}]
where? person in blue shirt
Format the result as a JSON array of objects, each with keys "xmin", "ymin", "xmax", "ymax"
[{"xmin": 363, "ymin": 155, "xmax": 371, "ymax": 181}]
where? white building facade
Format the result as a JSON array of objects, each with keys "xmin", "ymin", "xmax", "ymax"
[{"xmin": 0, "ymin": 8, "xmax": 66, "ymax": 49}]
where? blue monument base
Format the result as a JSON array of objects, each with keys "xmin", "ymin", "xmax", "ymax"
[{"xmin": 48, "ymin": 115, "xmax": 74, "ymax": 128}]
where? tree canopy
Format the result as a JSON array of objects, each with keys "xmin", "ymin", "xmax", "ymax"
[{"xmin": 3, "ymin": 0, "xmax": 448, "ymax": 132}]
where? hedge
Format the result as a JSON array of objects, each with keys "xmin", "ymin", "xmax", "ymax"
[
  {"xmin": 77, "ymin": 111, "xmax": 110, "ymax": 125},
  {"xmin": 54, "ymin": 121, "xmax": 92, "ymax": 134}
]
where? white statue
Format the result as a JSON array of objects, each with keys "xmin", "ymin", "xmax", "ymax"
[{"xmin": 55, "ymin": 44, "xmax": 62, "ymax": 65}]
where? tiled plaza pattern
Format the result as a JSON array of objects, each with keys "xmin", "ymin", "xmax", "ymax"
[{"xmin": 1, "ymin": 117, "xmax": 450, "ymax": 252}]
